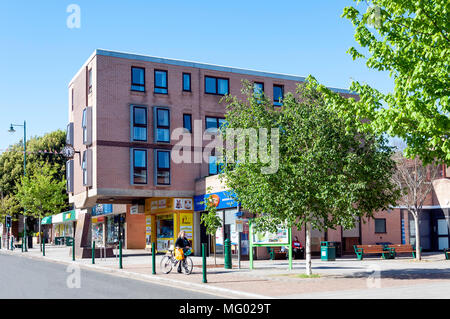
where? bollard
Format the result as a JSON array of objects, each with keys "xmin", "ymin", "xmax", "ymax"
[
  {"xmin": 92, "ymin": 241, "xmax": 95, "ymax": 264},
  {"xmin": 0, "ymin": 236, "xmax": 2, "ymax": 250},
  {"xmin": 119, "ymin": 241, "xmax": 123, "ymax": 269},
  {"xmin": 202, "ymin": 243, "xmax": 207, "ymax": 283},
  {"xmin": 224, "ymin": 238, "xmax": 232, "ymax": 269},
  {"xmin": 43, "ymin": 237, "xmax": 45, "ymax": 256},
  {"xmin": 152, "ymin": 242, "xmax": 156, "ymax": 275},
  {"xmin": 72, "ymin": 238, "xmax": 75, "ymax": 261},
  {"xmin": 11, "ymin": 237, "xmax": 14, "ymax": 250},
  {"xmin": 22, "ymin": 235, "xmax": 24, "ymax": 252}
]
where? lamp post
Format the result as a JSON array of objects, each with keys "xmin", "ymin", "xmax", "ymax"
[{"xmin": 9, "ymin": 121, "xmax": 27, "ymax": 252}]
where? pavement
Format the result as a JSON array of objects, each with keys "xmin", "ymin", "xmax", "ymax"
[{"xmin": 1, "ymin": 245, "xmax": 450, "ymax": 299}]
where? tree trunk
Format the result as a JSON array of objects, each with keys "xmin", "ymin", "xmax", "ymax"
[
  {"xmin": 413, "ymin": 214, "xmax": 421, "ymax": 260},
  {"xmin": 305, "ymin": 222, "xmax": 312, "ymax": 275}
]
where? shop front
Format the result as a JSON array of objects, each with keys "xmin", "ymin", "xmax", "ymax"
[
  {"xmin": 91, "ymin": 204, "xmax": 126, "ymax": 248},
  {"xmin": 144, "ymin": 197, "xmax": 194, "ymax": 253},
  {"xmin": 194, "ymin": 191, "xmax": 250, "ymax": 258},
  {"xmin": 52, "ymin": 210, "xmax": 77, "ymax": 245}
]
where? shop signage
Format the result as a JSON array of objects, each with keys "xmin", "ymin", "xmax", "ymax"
[
  {"xmin": 91, "ymin": 204, "xmax": 113, "ymax": 216},
  {"xmin": 41, "ymin": 216, "xmax": 52, "ymax": 225},
  {"xmin": 130, "ymin": 205, "xmax": 139, "ymax": 214},
  {"xmin": 145, "ymin": 197, "xmax": 194, "ymax": 214},
  {"xmin": 63, "ymin": 210, "xmax": 77, "ymax": 222},
  {"xmin": 174, "ymin": 198, "xmax": 193, "ymax": 210},
  {"xmin": 194, "ymin": 191, "xmax": 239, "ymax": 211}
]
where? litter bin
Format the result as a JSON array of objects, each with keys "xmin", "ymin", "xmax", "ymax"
[
  {"xmin": 320, "ymin": 241, "xmax": 336, "ymax": 261},
  {"xmin": 329, "ymin": 241, "xmax": 342, "ymax": 258}
]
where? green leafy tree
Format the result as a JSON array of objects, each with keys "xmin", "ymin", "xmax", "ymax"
[
  {"xmin": 319, "ymin": 0, "xmax": 449, "ymax": 164},
  {"xmin": 220, "ymin": 81, "xmax": 400, "ymax": 274},
  {"xmin": 200, "ymin": 188, "xmax": 223, "ymax": 265},
  {"xmin": 15, "ymin": 165, "xmax": 68, "ymax": 245}
]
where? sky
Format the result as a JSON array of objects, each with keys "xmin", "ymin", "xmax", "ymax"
[{"xmin": 0, "ymin": 0, "xmax": 394, "ymax": 152}]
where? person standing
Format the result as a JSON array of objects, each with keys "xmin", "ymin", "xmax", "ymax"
[{"xmin": 175, "ymin": 231, "xmax": 191, "ymax": 273}]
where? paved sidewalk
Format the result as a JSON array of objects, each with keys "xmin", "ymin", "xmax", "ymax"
[{"xmin": 2, "ymin": 246, "xmax": 450, "ymax": 299}]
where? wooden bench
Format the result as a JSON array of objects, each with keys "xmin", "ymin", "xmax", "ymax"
[
  {"xmin": 267, "ymin": 247, "xmax": 287, "ymax": 260},
  {"xmin": 387, "ymin": 244, "xmax": 421, "ymax": 258},
  {"xmin": 444, "ymin": 248, "xmax": 450, "ymax": 260},
  {"xmin": 354, "ymin": 244, "xmax": 395, "ymax": 260}
]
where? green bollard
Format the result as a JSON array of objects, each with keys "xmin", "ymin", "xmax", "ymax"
[
  {"xmin": 152, "ymin": 242, "xmax": 156, "ymax": 275},
  {"xmin": 224, "ymin": 238, "xmax": 232, "ymax": 269},
  {"xmin": 202, "ymin": 243, "xmax": 207, "ymax": 283},
  {"xmin": 119, "ymin": 241, "xmax": 123, "ymax": 269},
  {"xmin": 72, "ymin": 238, "xmax": 75, "ymax": 261},
  {"xmin": 92, "ymin": 241, "xmax": 95, "ymax": 264},
  {"xmin": 43, "ymin": 237, "xmax": 45, "ymax": 256}
]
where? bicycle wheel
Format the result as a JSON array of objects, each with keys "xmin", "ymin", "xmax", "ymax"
[
  {"xmin": 160, "ymin": 256, "xmax": 174, "ymax": 274},
  {"xmin": 181, "ymin": 256, "xmax": 193, "ymax": 275}
]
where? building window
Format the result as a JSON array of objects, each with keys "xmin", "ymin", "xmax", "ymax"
[
  {"xmin": 205, "ymin": 76, "xmax": 229, "ymax": 95},
  {"xmin": 131, "ymin": 105, "xmax": 147, "ymax": 141},
  {"xmin": 71, "ymin": 88, "xmax": 74, "ymax": 111},
  {"xmin": 132, "ymin": 149, "xmax": 147, "ymax": 184},
  {"xmin": 66, "ymin": 159, "xmax": 74, "ymax": 193},
  {"xmin": 154, "ymin": 70, "xmax": 168, "ymax": 94},
  {"xmin": 375, "ymin": 218, "xmax": 386, "ymax": 233},
  {"xmin": 82, "ymin": 149, "xmax": 92, "ymax": 187},
  {"xmin": 273, "ymin": 84, "xmax": 284, "ymax": 106},
  {"xmin": 88, "ymin": 68, "xmax": 92, "ymax": 94},
  {"xmin": 183, "ymin": 73, "xmax": 191, "ymax": 92},
  {"xmin": 205, "ymin": 116, "xmax": 226, "ymax": 132},
  {"xmin": 253, "ymin": 82, "xmax": 264, "ymax": 97},
  {"xmin": 131, "ymin": 67, "xmax": 145, "ymax": 92},
  {"xmin": 82, "ymin": 107, "xmax": 92, "ymax": 145},
  {"xmin": 155, "ymin": 107, "xmax": 170, "ymax": 143},
  {"xmin": 156, "ymin": 150, "xmax": 170, "ymax": 185},
  {"xmin": 183, "ymin": 114, "xmax": 192, "ymax": 133}
]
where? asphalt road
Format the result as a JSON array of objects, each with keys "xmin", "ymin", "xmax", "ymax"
[{"xmin": 0, "ymin": 254, "xmax": 219, "ymax": 299}]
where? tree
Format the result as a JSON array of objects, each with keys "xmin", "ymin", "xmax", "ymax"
[
  {"xmin": 219, "ymin": 80, "xmax": 400, "ymax": 275},
  {"xmin": 15, "ymin": 165, "xmax": 67, "ymax": 246},
  {"xmin": 200, "ymin": 188, "xmax": 223, "ymax": 266},
  {"xmin": 391, "ymin": 153, "xmax": 440, "ymax": 260},
  {"xmin": 318, "ymin": 0, "xmax": 449, "ymax": 165}
]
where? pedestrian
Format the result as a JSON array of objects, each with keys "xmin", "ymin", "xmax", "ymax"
[{"xmin": 175, "ymin": 231, "xmax": 191, "ymax": 273}]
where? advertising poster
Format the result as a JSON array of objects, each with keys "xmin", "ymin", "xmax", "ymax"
[
  {"xmin": 145, "ymin": 216, "xmax": 152, "ymax": 246},
  {"xmin": 180, "ymin": 213, "xmax": 193, "ymax": 241},
  {"xmin": 252, "ymin": 225, "xmax": 289, "ymax": 245}
]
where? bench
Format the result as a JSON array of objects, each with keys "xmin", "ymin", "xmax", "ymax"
[
  {"xmin": 354, "ymin": 244, "xmax": 395, "ymax": 260},
  {"xmin": 267, "ymin": 247, "xmax": 286, "ymax": 260},
  {"xmin": 387, "ymin": 244, "xmax": 421, "ymax": 258},
  {"xmin": 444, "ymin": 248, "xmax": 450, "ymax": 260}
]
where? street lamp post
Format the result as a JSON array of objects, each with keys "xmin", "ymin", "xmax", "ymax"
[{"xmin": 9, "ymin": 121, "xmax": 27, "ymax": 252}]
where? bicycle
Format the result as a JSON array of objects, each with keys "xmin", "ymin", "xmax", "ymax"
[{"xmin": 160, "ymin": 247, "xmax": 193, "ymax": 275}]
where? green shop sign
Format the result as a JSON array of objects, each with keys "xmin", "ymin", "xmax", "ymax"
[
  {"xmin": 63, "ymin": 210, "xmax": 76, "ymax": 222},
  {"xmin": 41, "ymin": 216, "xmax": 52, "ymax": 225}
]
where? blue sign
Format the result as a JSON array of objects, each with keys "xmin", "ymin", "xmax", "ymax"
[
  {"xmin": 91, "ymin": 204, "xmax": 113, "ymax": 216},
  {"xmin": 194, "ymin": 191, "xmax": 239, "ymax": 211}
]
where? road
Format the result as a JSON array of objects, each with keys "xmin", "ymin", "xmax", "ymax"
[{"xmin": 0, "ymin": 254, "xmax": 220, "ymax": 299}]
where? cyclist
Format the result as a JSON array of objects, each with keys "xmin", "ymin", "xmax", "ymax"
[{"xmin": 175, "ymin": 231, "xmax": 191, "ymax": 273}]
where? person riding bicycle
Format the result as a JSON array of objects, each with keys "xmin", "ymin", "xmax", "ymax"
[{"xmin": 175, "ymin": 231, "xmax": 191, "ymax": 273}]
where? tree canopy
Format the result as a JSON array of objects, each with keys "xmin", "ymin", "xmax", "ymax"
[
  {"xmin": 317, "ymin": 0, "xmax": 449, "ymax": 164},
  {"xmin": 219, "ymin": 80, "xmax": 400, "ymax": 233}
]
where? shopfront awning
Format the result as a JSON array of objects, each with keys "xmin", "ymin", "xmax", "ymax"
[
  {"xmin": 52, "ymin": 213, "xmax": 63, "ymax": 224},
  {"xmin": 41, "ymin": 216, "xmax": 52, "ymax": 225}
]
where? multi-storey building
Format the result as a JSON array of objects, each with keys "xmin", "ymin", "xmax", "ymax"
[{"xmin": 67, "ymin": 49, "xmax": 450, "ymax": 258}]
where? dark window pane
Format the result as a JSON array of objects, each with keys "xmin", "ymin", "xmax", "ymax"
[
  {"xmin": 134, "ymin": 107, "xmax": 147, "ymax": 125},
  {"xmin": 133, "ymin": 150, "xmax": 147, "ymax": 184},
  {"xmin": 217, "ymin": 79, "xmax": 228, "ymax": 95},
  {"xmin": 133, "ymin": 127, "xmax": 147, "ymax": 141},
  {"xmin": 157, "ymin": 128, "xmax": 170, "ymax": 142},
  {"xmin": 375, "ymin": 219, "xmax": 386, "ymax": 233},
  {"xmin": 218, "ymin": 118, "xmax": 227, "ymax": 129},
  {"xmin": 206, "ymin": 117, "xmax": 218, "ymax": 129},
  {"xmin": 134, "ymin": 150, "xmax": 147, "ymax": 167},
  {"xmin": 209, "ymin": 156, "xmax": 218, "ymax": 175},
  {"xmin": 157, "ymin": 109, "xmax": 169, "ymax": 127},
  {"xmin": 155, "ymin": 70, "xmax": 167, "ymax": 93},
  {"xmin": 254, "ymin": 82, "xmax": 264, "ymax": 96},
  {"xmin": 183, "ymin": 114, "xmax": 192, "ymax": 132},
  {"xmin": 205, "ymin": 77, "xmax": 216, "ymax": 94},
  {"xmin": 132, "ymin": 67, "xmax": 145, "ymax": 91},
  {"xmin": 183, "ymin": 73, "xmax": 191, "ymax": 91},
  {"xmin": 273, "ymin": 85, "xmax": 284, "ymax": 105},
  {"xmin": 157, "ymin": 151, "xmax": 170, "ymax": 168}
]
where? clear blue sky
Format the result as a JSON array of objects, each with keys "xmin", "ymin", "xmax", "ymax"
[{"xmin": 0, "ymin": 0, "xmax": 393, "ymax": 152}]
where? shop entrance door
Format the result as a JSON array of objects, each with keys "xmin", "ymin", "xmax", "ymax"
[{"xmin": 436, "ymin": 219, "xmax": 449, "ymax": 251}]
